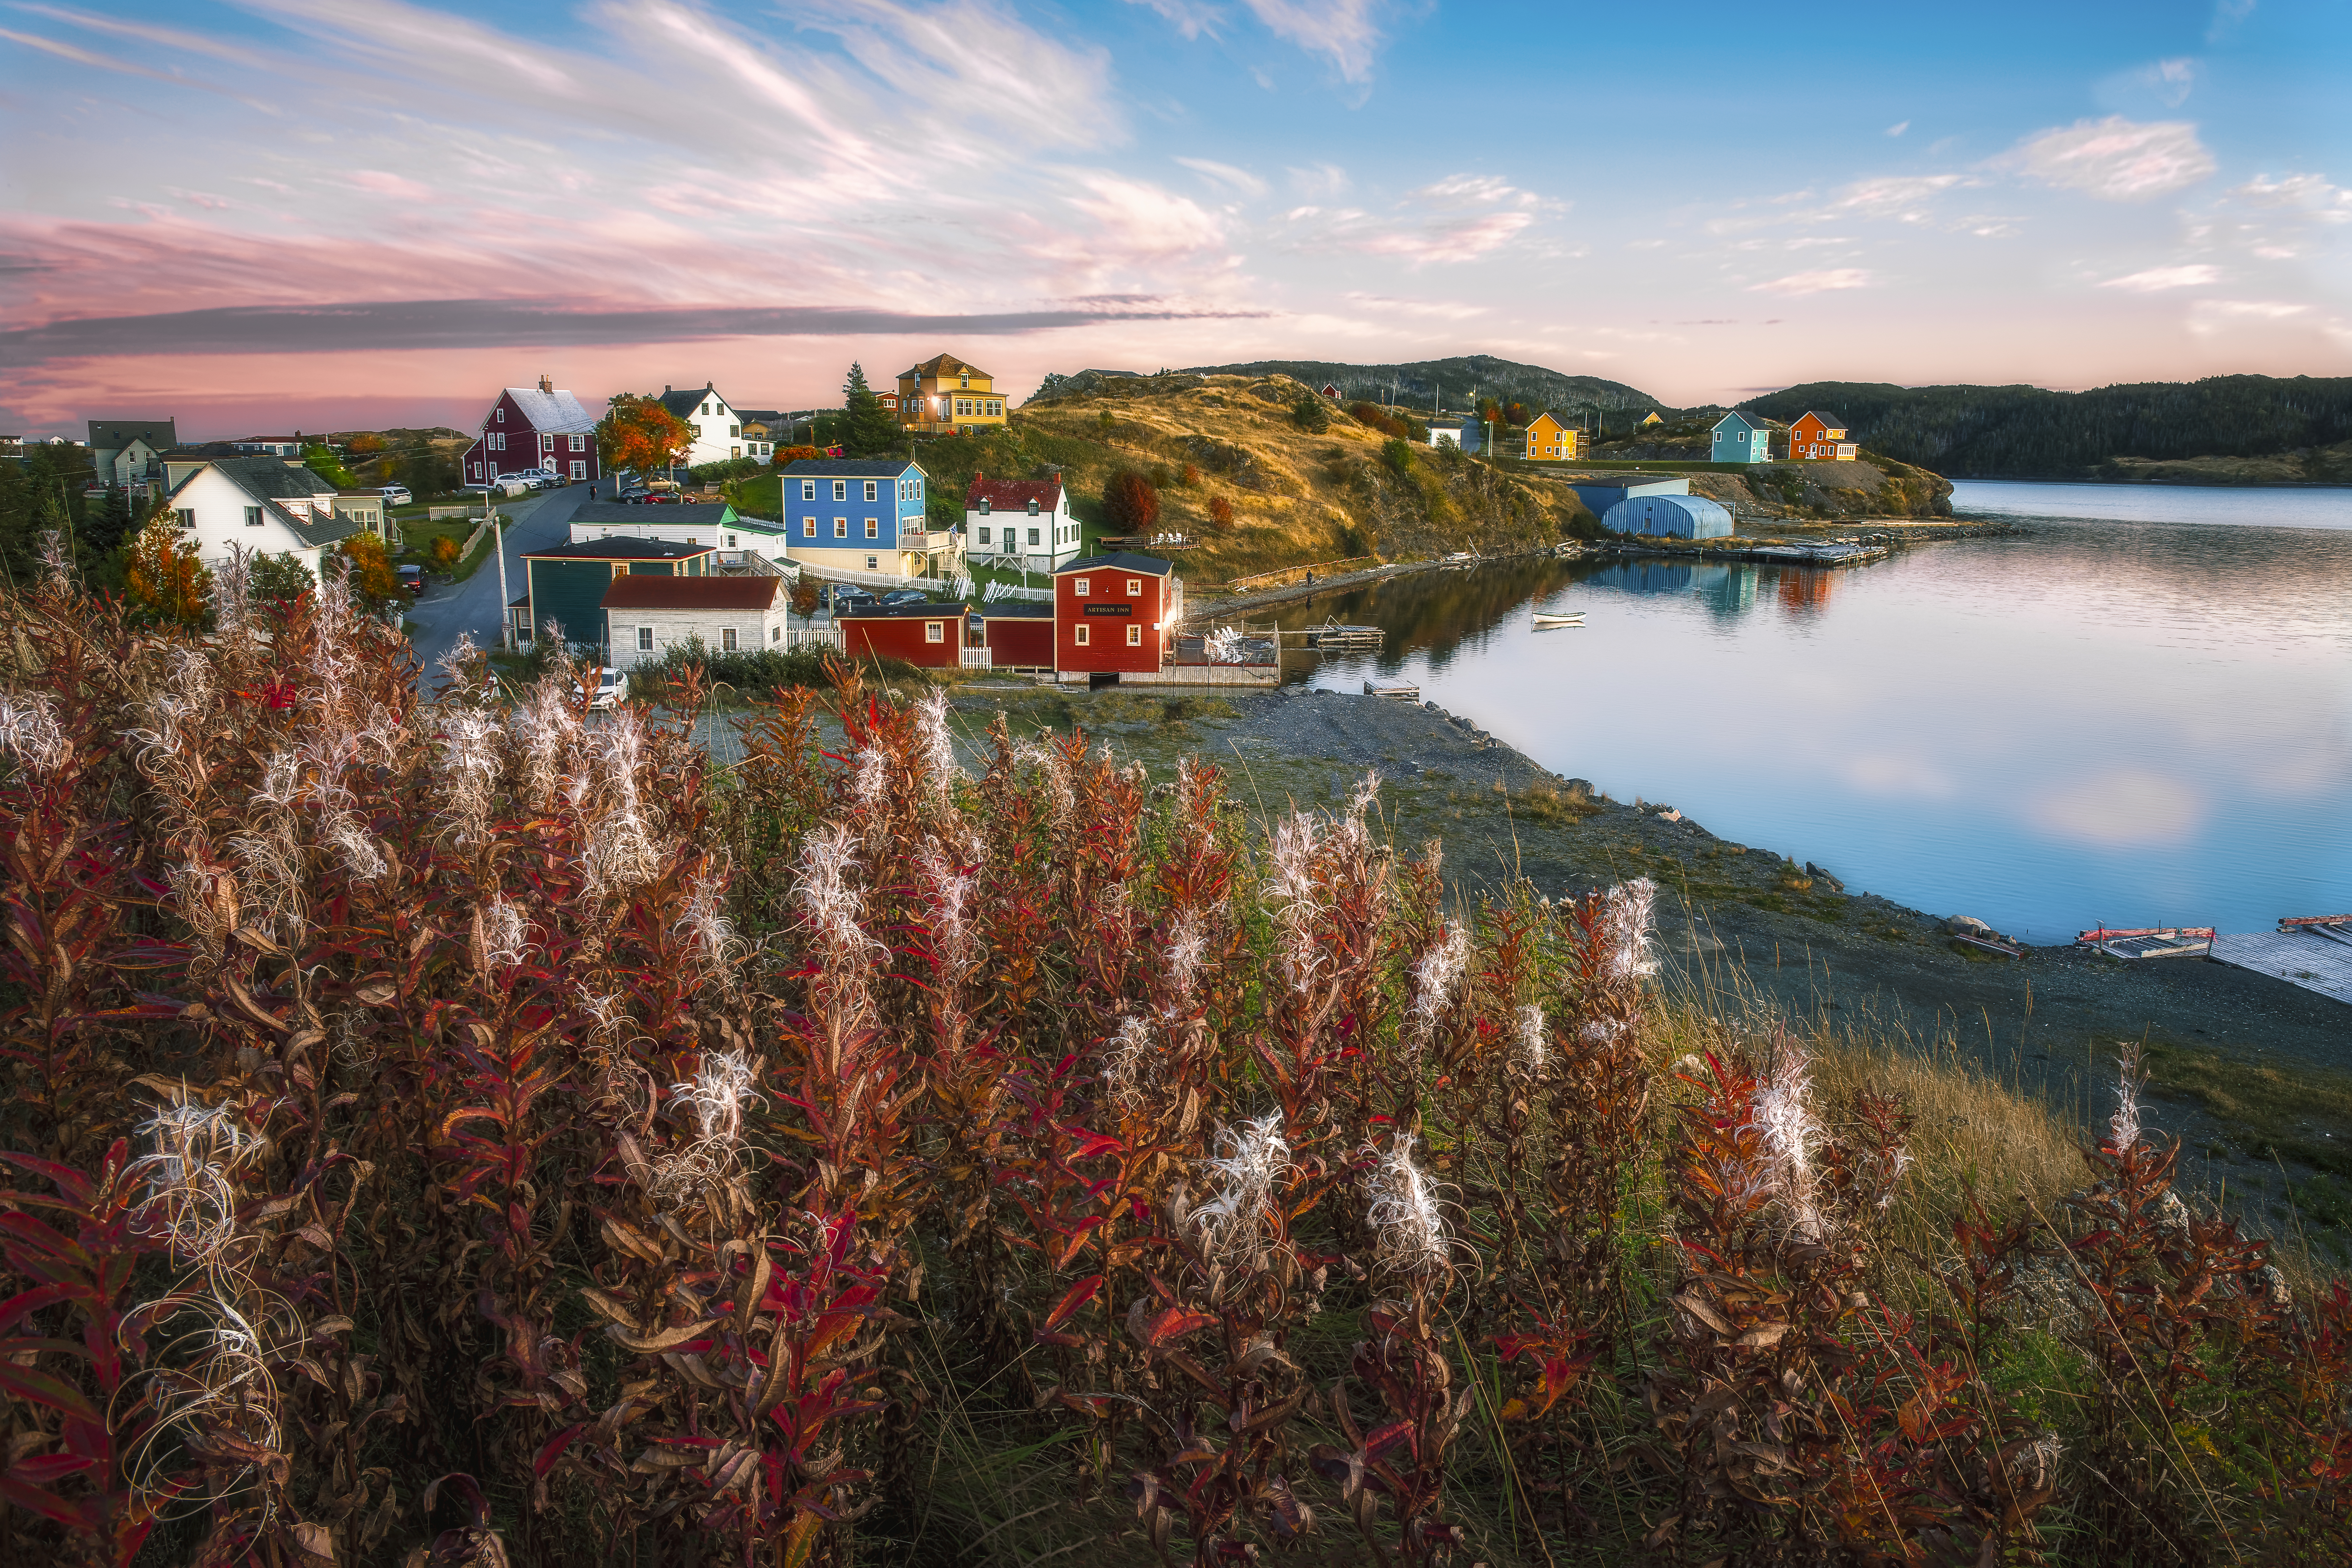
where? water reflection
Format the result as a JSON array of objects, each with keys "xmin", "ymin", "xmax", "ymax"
[{"xmin": 1228, "ymin": 502, "xmax": 2352, "ymax": 941}]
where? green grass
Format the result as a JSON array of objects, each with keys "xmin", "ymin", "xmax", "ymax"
[{"xmin": 2142, "ymin": 1039, "xmax": 2352, "ymax": 1178}]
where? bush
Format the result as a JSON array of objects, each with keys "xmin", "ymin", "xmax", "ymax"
[
  {"xmin": 1181, "ymin": 463, "xmax": 1202, "ymax": 487},
  {"xmin": 429, "ymin": 535, "xmax": 461, "ymax": 568},
  {"xmin": 1102, "ymin": 468, "xmax": 1159, "ymax": 531},
  {"xmin": 689, "ymin": 457, "xmax": 768, "ymax": 483},
  {"xmin": 1292, "ymin": 396, "xmax": 1330, "ymax": 433},
  {"xmin": 1381, "ymin": 436, "xmax": 1416, "ymax": 476},
  {"xmin": 1207, "ymin": 494, "xmax": 1236, "ymax": 531}
]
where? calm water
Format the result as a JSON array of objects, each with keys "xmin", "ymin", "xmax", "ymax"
[{"xmin": 1259, "ymin": 481, "xmax": 2352, "ymax": 944}]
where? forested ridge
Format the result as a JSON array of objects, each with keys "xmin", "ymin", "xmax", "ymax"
[{"xmin": 1740, "ymin": 375, "xmax": 2352, "ymax": 477}]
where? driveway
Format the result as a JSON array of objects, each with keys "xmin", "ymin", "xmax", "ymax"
[{"xmin": 405, "ymin": 482, "xmax": 595, "ymax": 686}]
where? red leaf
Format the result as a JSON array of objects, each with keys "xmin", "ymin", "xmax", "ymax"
[
  {"xmin": 533, "ymin": 1423, "xmax": 585, "ymax": 1478},
  {"xmin": 1134, "ymin": 1307, "xmax": 1217, "ymax": 1352},
  {"xmin": 8, "ymin": 1453, "xmax": 96, "ymax": 1485},
  {"xmin": 1040, "ymin": 1276, "xmax": 1102, "ymax": 1335},
  {"xmin": 1363, "ymin": 1420, "xmax": 1416, "ymax": 1461},
  {"xmin": 0, "ymin": 1473, "xmax": 86, "ymax": 1529},
  {"xmin": 0, "ymin": 1362, "xmax": 102, "ymax": 1423}
]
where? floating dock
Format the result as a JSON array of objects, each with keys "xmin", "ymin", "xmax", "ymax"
[
  {"xmin": 2078, "ymin": 925, "xmax": 2216, "ymax": 960},
  {"xmin": 2210, "ymin": 917, "xmax": 2352, "ymax": 1007},
  {"xmin": 1363, "ymin": 680, "xmax": 1420, "ymax": 700}
]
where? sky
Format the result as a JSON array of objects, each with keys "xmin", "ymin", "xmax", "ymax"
[{"xmin": 2, "ymin": 0, "xmax": 2348, "ymax": 437}]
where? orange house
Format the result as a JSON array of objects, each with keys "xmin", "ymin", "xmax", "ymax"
[
  {"xmin": 1789, "ymin": 411, "xmax": 1858, "ymax": 461},
  {"xmin": 1523, "ymin": 411, "xmax": 1580, "ymax": 462},
  {"xmin": 1053, "ymin": 552, "xmax": 1182, "ymax": 684}
]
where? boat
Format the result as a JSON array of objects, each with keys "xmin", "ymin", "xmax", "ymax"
[
  {"xmin": 1363, "ymin": 680, "xmax": 1420, "ymax": 700},
  {"xmin": 1530, "ymin": 612, "xmax": 1586, "ymax": 628},
  {"xmin": 2077, "ymin": 925, "xmax": 2215, "ymax": 960}
]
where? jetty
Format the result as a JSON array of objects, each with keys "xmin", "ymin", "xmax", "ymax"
[
  {"xmin": 1363, "ymin": 680, "xmax": 1420, "ymax": 700},
  {"xmin": 2077, "ymin": 925, "xmax": 2216, "ymax": 960},
  {"xmin": 2210, "ymin": 916, "xmax": 2352, "ymax": 1007}
]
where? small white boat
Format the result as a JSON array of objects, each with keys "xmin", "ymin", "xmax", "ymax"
[{"xmin": 1530, "ymin": 612, "xmax": 1586, "ymax": 628}]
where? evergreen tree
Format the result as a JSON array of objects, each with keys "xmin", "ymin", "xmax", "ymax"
[
  {"xmin": 842, "ymin": 363, "xmax": 900, "ymax": 458},
  {"xmin": 86, "ymin": 487, "xmax": 133, "ymax": 557}
]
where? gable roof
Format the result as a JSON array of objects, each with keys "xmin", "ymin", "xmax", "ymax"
[
  {"xmin": 975, "ymin": 601, "xmax": 1054, "ymax": 620},
  {"xmin": 168, "ymin": 456, "xmax": 361, "ymax": 549},
  {"xmin": 600, "ymin": 576, "xmax": 783, "ymax": 612},
  {"xmin": 89, "ymin": 418, "xmax": 177, "ymax": 451},
  {"xmin": 779, "ymin": 458, "xmax": 922, "ymax": 478},
  {"xmin": 1713, "ymin": 410, "xmax": 1775, "ymax": 433},
  {"xmin": 898, "ymin": 354, "xmax": 988, "ymax": 382},
  {"xmin": 836, "ymin": 600, "xmax": 969, "ymax": 620},
  {"xmin": 655, "ymin": 385, "xmax": 727, "ymax": 420},
  {"xmin": 521, "ymin": 537, "xmax": 716, "ymax": 562},
  {"xmin": 1527, "ymin": 410, "xmax": 1570, "ymax": 430},
  {"xmin": 965, "ymin": 476, "xmax": 1063, "ymax": 511},
  {"xmin": 1054, "ymin": 551, "xmax": 1172, "ymax": 577},
  {"xmin": 571, "ymin": 501, "xmax": 738, "ymax": 528},
  {"xmin": 502, "ymin": 386, "xmax": 599, "ymax": 434},
  {"xmin": 1794, "ymin": 410, "xmax": 1849, "ymax": 430}
]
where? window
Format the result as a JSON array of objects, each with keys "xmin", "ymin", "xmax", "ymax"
[
  {"xmin": 1074, "ymin": 624, "xmax": 1089, "ymax": 646},
  {"xmin": 978, "ymin": 526, "xmax": 991, "ymax": 544},
  {"xmin": 1127, "ymin": 624, "xmax": 1142, "ymax": 647},
  {"xmin": 1027, "ymin": 528, "xmax": 1040, "ymax": 546},
  {"xmin": 959, "ymin": 372, "xmax": 970, "ymax": 388},
  {"xmin": 978, "ymin": 497, "xmax": 990, "ymax": 515},
  {"xmin": 495, "ymin": 407, "xmax": 504, "ymax": 422},
  {"xmin": 570, "ymin": 460, "xmax": 587, "ymax": 480},
  {"xmin": 803, "ymin": 518, "xmax": 815, "ymax": 537},
  {"xmin": 770, "ymin": 625, "xmax": 780, "ymax": 642},
  {"xmin": 865, "ymin": 555, "xmax": 878, "ymax": 570},
  {"xmin": 1026, "ymin": 498, "xmax": 1038, "ymax": 515},
  {"xmin": 833, "ymin": 480, "xmax": 847, "ymax": 500},
  {"xmin": 243, "ymin": 505, "xmax": 262, "ymax": 527},
  {"xmin": 637, "ymin": 627, "xmax": 653, "ymax": 651},
  {"xmin": 701, "ymin": 401, "xmax": 710, "ymax": 415},
  {"xmin": 1126, "ymin": 578, "xmax": 1141, "ymax": 595},
  {"xmin": 1074, "ymin": 576, "xmax": 1089, "ymax": 596},
  {"xmin": 174, "ymin": 508, "xmax": 194, "ymax": 529},
  {"xmin": 925, "ymin": 620, "xmax": 943, "ymax": 643},
  {"xmin": 730, "ymin": 424, "xmax": 740, "ymax": 437},
  {"xmin": 730, "ymin": 447, "xmax": 740, "ymax": 458},
  {"xmin": 802, "ymin": 480, "xmax": 816, "ymax": 500},
  {"xmin": 864, "ymin": 519, "xmax": 878, "ymax": 539},
  {"xmin": 541, "ymin": 433, "xmax": 553, "ymax": 451},
  {"xmin": 834, "ymin": 518, "xmax": 847, "ymax": 538},
  {"xmin": 570, "ymin": 434, "xmax": 585, "ymax": 451},
  {"xmin": 863, "ymin": 480, "xmax": 877, "ymax": 501},
  {"xmin": 722, "ymin": 628, "xmax": 738, "ymax": 652}
]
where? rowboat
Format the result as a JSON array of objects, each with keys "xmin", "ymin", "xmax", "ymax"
[
  {"xmin": 1530, "ymin": 612, "xmax": 1586, "ymax": 628},
  {"xmin": 2077, "ymin": 925, "xmax": 2215, "ymax": 960}
]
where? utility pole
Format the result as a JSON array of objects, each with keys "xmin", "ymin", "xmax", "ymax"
[{"xmin": 493, "ymin": 509, "xmax": 512, "ymax": 652}]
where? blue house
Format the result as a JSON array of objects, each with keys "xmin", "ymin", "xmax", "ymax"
[
  {"xmin": 1602, "ymin": 493, "xmax": 1734, "ymax": 540},
  {"xmin": 1710, "ymin": 411, "xmax": 1777, "ymax": 464},
  {"xmin": 779, "ymin": 458, "xmax": 961, "ymax": 581}
]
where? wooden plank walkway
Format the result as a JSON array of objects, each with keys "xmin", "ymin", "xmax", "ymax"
[{"xmin": 2209, "ymin": 929, "xmax": 2352, "ymax": 1007}]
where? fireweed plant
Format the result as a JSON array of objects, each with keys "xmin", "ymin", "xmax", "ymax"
[{"xmin": 0, "ymin": 554, "xmax": 2348, "ymax": 1567}]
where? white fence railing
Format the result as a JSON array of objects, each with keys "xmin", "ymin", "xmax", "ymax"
[
  {"xmin": 782, "ymin": 626, "xmax": 845, "ymax": 650},
  {"xmin": 960, "ymin": 648, "xmax": 993, "ymax": 670}
]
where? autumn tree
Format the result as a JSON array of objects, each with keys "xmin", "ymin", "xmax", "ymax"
[
  {"xmin": 1102, "ymin": 469, "xmax": 1159, "ymax": 532},
  {"xmin": 773, "ymin": 444, "xmax": 822, "ymax": 468},
  {"xmin": 842, "ymin": 363, "xmax": 899, "ymax": 458},
  {"xmin": 599, "ymin": 394, "xmax": 694, "ymax": 477},
  {"xmin": 789, "ymin": 575, "xmax": 822, "ymax": 628},
  {"xmin": 340, "ymin": 530, "xmax": 400, "ymax": 603},
  {"xmin": 123, "ymin": 512, "xmax": 208, "ymax": 623},
  {"xmin": 1207, "ymin": 494, "xmax": 1235, "ymax": 532}
]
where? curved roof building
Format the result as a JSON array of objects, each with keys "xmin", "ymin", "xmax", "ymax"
[{"xmin": 1602, "ymin": 493, "xmax": 1734, "ymax": 540}]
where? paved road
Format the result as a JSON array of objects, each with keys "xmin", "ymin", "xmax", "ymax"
[{"xmin": 406, "ymin": 482, "xmax": 595, "ymax": 684}]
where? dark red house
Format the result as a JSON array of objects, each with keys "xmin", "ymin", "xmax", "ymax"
[
  {"xmin": 1053, "ymin": 552, "xmax": 1181, "ymax": 683},
  {"xmin": 837, "ymin": 601, "xmax": 970, "ymax": 668},
  {"xmin": 462, "ymin": 376, "xmax": 602, "ymax": 487},
  {"xmin": 975, "ymin": 602, "xmax": 1054, "ymax": 671}
]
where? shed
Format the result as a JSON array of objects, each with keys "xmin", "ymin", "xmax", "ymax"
[
  {"xmin": 836, "ymin": 601, "xmax": 970, "ymax": 668},
  {"xmin": 1602, "ymin": 494, "xmax": 1734, "ymax": 541},
  {"xmin": 602, "ymin": 575, "xmax": 790, "ymax": 668},
  {"xmin": 1053, "ymin": 552, "xmax": 1181, "ymax": 684},
  {"xmin": 518, "ymin": 536, "xmax": 717, "ymax": 648},
  {"xmin": 974, "ymin": 602, "xmax": 1054, "ymax": 670},
  {"xmin": 1568, "ymin": 474, "xmax": 1689, "ymax": 516}
]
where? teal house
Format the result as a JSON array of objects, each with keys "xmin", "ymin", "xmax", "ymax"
[
  {"xmin": 1710, "ymin": 411, "xmax": 1777, "ymax": 464},
  {"xmin": 515, "ymin": 537, "xmax": 718, "ymax": 649}
]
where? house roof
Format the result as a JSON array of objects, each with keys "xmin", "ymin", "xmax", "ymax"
[
  {"xmin": 166, "ymin": 456, "xmax": 361, "ymax": 550},
  {"xmin": 521, "ymin": 537, "xmax": 716, "ymax": 562},
  {"xmin": 733, "ymin": 409, "xmax": 783, "ymax": 425},
  {"xmin": 1795, "ymin": 410, "xmax": 1849, "ymax": 430},
  {"xmin": 898, "ymin": 354, "xmax": 989, "ymax": 382},
  {"xmin": 975, "ymin": 601, "xmax": 1054, "ymax": 620},
  {"xmin": 600, "ymin": 576, "xmax": 784, "ymax": 612},
  {"xmin": 88, "ymin": 418, "xmax": 177, "ymax": 451},
  {"xmin": 571, "ymin": 501, "xmax": 738, "ymax": 528},
  {"xmin": 1714, "ymin": 410, "xmax": 1775, "ymax": 432},
  {"xmin": 655, "ymin": 385, "xmax": 726, "ymax": 421},
  {"xmin": 1527, "ymin": 410, "xmax": 1569, "ymax": 429},
  {"xmin": 779, "ymin": 458, "xmax": 922, "ymax": 478},
  {"xmin": 1055, "ymin": 551, "xmax": 1173, "ymax": 577},
  {"xmin": 501, "ymin": 386, "xmax": 599, "ymax": 434},
  {"xmin": 836, "ymin": 600, "xmax": 968, "ymax": 620},
  {"xmin": 966, "ymin": 476, "xmax": 1063, "ymax": 511}
]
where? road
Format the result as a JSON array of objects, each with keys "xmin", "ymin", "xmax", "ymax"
[{"xmin": 405, "ymin": 481, "xmax": 594, "ymax": 684}]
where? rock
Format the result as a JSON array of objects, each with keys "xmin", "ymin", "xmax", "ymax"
[
  {"xmin": 1658, "ymin": 808, "xmax": 1684, "ymax": 823},
  {"xmin": 1806, "ymin": 862, "xmax": 1845, "ymax": 892},
  {"xmin": 1946, "ymin": 915, "xmax": 1993, "ymax": 938},
  {"xmin": 1564, "ymin": 778, "xmax": 1594, "ymax": 798}
]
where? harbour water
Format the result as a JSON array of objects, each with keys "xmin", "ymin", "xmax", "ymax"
[{"xmin": 1265, "ymin": 481, "xmax": 2352, "ymax": 945}]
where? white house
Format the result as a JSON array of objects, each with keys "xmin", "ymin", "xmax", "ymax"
[
  {"xmin": 88, "ymin": 419, "xmax": 177, "ymax": 494},
  {"xmin": 964, "ymin": 474, "xmax": 1078, "ymax": 571},
  {"xmin": 163, "ymin": 456, "xmax": 363, "ymax": 576},
  {"xmin": 602, "ymin": 575, "xmax": 794, "ymax": 670},
  {"xmin": 566, "ymin": 501, "xmax": 797, "ymax": 574},
  {"xmin": 657, "ymin": 382, "xmax": 749, "ymax": 469}
]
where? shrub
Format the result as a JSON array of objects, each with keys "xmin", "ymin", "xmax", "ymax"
[
  {"xmin": 1381, "ymin": 436, "xmax": 1416, "ymax": 476},
  {"xmin": 1292, "ymin": 396, "xmax": 1330, "ymax": 433},
  {"xmin": 429, "ymin": 535, "xmax": 461, "ymax": 568},
  {"xmin": 1208, "ymin": 494, "xmax": 1236, "ymax": 531},
  {"xmin": 1102, "ymin": 468, "xmax": 1159, "ymax": 531},
  {"xmin": 1181, "ymin": 463, "xmax": 1202, "ymax": 487}
]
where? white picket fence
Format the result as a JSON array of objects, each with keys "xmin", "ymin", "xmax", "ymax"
[{"xmin": 782, "ymin": 626, "xmax": 845, "ymax": 651}]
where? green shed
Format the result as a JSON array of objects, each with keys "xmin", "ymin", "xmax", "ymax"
[{"xmin": 518, "ymin": 536, "xmax": 718, "ymax": 649}]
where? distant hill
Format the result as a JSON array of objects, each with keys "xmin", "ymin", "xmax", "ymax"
[
  {"xmin": 1738, "ymin": 376, "xmax": 2352, "ymax": 481},
  {"xmin": 1177, "ymin": 355, "xmax": 1665, "ymax": 418}
]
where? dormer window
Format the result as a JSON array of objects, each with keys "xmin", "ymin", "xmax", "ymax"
[
  {"xmin": 1026, "ymin": 498, "xmax": 1039, "ymax": 515},
  {"xmin": 979, "ymin": 498, "xmax": 990, "ymax": 515},
  {"xmin": 959, "ymin": 373, "xmax": 970, "ymax": 388}
]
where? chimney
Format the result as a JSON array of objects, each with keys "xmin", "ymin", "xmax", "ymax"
[
  {"xmin": 538, "ymin": 374, "xmax": 552, "ymax": 394},
  {"xmin": 664, "ymin": 385, "xmax": 672, "ymax": 395}
]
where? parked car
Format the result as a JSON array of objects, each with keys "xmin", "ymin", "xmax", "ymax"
[
  {"xmin": 396, "ymin": 564, "xmax": 425, "ymax": 596},
  {"xmin": 830, "ymin": 589, "xmax": 877, "ymax": 615},
  {"xmin": 587, "ymin": 667, "xmax": 627, "ymax": 711},
  {"xmin": 631, "ymin": 492, "xmax": 684, "ymax": 505},
  {"xmin": 879, "ymin": 588, "xmax": 930, "ymax": 607},
  {"xmin": 376, "ymin": 485, "xmax": 413, "ymax": 506}
]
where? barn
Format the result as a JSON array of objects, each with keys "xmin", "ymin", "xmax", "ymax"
[
  {"xmin": 1053, "ymin": 552, "xmax": 1181, "ymax": 685},
  {"xmin": 974, "ymin": 602, "xmax": 1054, "ymax": 671},
  {"xmin": 836, "ymin": 601, "xmax": 971, "ymax": 668},
  {"xmin": 1601, "ymin": 494, "xmax": 1734, "ymax": 540}
]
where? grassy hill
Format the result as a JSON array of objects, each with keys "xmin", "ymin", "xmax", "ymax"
[
  {"xmin": 1740, "ymin": 375, "xmax": 2352, "ymax": 481},
  {"xmin": 1170, "ymin": 354, "xmax": 1666, "ymax": 420}
]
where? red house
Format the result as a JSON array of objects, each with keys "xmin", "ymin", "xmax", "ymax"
[
  {"xmin": 1053, "ymin": 552, "xmax": 1181, "ymax": 684},
  {"xmin": 462, "ymin": 376, "xmax": 602, "ymax": 486},
  {"xmin": 1788, "ymin": 410, "xmax": 1858, "ymax": 462},
  {"xmin": 836, "ymin": 601, "xmax": 970, "ymax": 668},
  {"xmin": 975, "ymin": 602, "xmax": 1054, "ymax": 671}
]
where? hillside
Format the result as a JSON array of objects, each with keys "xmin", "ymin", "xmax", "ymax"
[
  {"xmin": 1169, "ymin": 354, "xmax": 1666, "ymax": 419},
  {"xmin": 1740, "ymin": 375, "xmax": 2352, "ymax": 482}
]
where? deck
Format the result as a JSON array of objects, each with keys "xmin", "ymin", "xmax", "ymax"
[{"xmin": 2210, "ymin": 924, "xmax": 2352, "ymax": 1007}]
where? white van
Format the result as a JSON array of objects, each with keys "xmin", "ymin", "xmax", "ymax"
[{"xmin": 587, "ymin": 667, "xmax": 627, "ymax": 710}]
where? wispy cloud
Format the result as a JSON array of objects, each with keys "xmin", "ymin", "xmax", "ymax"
[
  {"xmin": 1240, "ymin": 0, "xmax": 1389, "ymax": 83},
  {"xmin": 2100, "ymin": 264, "xmax": 2222, "ymax": 292},
  {"xmin": 1750, "ymin": 269, "xmax": 1874, "ymax": 296},
  {"xmin": 1177, "ymin": 156, "xmax": 1269, "ymax": 197},
  {"xmin": 1279, "ymin": 173, "xmax": 1547, "ymax": 265},
  {"xmin": 1121, "ymin": 0, "xmax": 1225, "ymax": 39},
  {"xmin": 2002, "ymin": 116, "xmax": 2216, "ymax": 201},
  {"xmin": 2207, "ymin": 0, "xmax": 2256, "ymax": 45}
]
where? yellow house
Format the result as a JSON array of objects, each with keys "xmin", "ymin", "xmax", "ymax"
[
  {"xmin": 1524, "ymin": 411, "xmax": 1580, "ymax": 462},
  {"xmin": 897, "ymin": 354, "xmax": 1008, "ymax": 434}
]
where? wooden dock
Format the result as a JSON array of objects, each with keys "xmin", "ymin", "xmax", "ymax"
[
  {"xmin": 1363, "ymin": 680, "xmax": 1420, "ymax": 700},
  {"xmin": 2078, "ymin": 925, "xmax": 2216, "ymax": 960},
  {"xmin": 2210, "ymin": 919, "xmax": 2352, "ymax": 1007}
]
